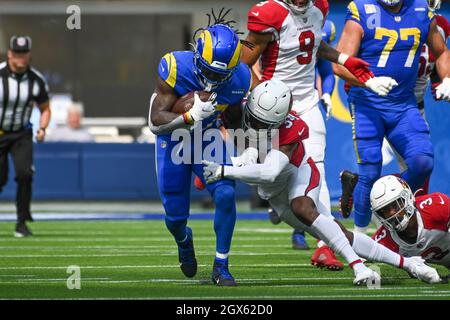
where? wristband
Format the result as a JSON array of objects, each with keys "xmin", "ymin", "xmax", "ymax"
[
  {"xmin": 337, "ymin": 53, "xmax": 350, "ymax": 66},
  {"xmin": 183, "ymin": 112, "xmax": 194, "ymax": 125}
]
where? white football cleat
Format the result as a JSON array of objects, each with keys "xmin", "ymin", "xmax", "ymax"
[
  {"xmin": 404, "ymin": 257, "xmax": 441, "ymax": 284},
  {"xmin": 353, "ymin": 265, "xmax": 381, "ymax": 286}
]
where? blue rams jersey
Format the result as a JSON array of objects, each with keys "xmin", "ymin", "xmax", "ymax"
[
  {"xmin": 322, "ymin": 20, "xmax": 336, "ymax": 44},
  {"xmin": 346, "ymin": 0, "xmax": 434, "ymax": 108},
  {"xmin": 158, "ymin": 51, "xmax": 251, "ymax": 129}
]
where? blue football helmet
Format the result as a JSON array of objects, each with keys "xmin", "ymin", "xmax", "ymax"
[
  {"xmin": 194, "ymin": 24, "xmax": 241, "ymax": 88},
  {"xmin": 377, "ymin": 0, "xmax": 403, "ymax": 7}
]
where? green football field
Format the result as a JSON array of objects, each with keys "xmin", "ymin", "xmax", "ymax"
[{"xmin": 0, "ymin": 219, "xmax": 448, "ymax": 300}]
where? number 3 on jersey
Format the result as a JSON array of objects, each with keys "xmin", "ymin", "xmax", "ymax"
[{"xmin": 297, "ymin": 31, "xmax": 315, "ymax": 65}]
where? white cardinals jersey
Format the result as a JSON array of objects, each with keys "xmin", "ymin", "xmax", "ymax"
[
  {"xmin": 373, "ymin": 193, "xmax": 450, "ymax": 268},
  {"xmin": 247, "ymin": 0, "xmax": 327, "ymax": 114},
  {"xmin": 256, "ymin": 111, "xmax": 320, "ymax": 203},
  {"xmin": 414, "ymin": 14, "xmax": 450, "ymax": 103}
]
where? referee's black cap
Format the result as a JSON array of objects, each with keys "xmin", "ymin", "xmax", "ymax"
[{"xmin": 9, "ymin": 35, "xmax": 32, "ymax": 53}]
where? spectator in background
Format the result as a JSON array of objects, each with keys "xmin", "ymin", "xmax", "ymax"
[{"xmin": 46, "ymin": 102, "xmax": 94, "ymax": 142}]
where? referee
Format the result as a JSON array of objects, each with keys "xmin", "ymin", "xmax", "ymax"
[{"xmin": 0, "ymin": 35, "xmax": 51, "ymax": 237}]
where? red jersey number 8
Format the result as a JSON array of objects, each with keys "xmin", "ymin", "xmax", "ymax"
[{"xmin": 297, "ymin": 31, "xmax": 315, "ymax": 65}]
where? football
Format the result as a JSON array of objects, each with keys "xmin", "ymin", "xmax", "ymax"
[{"xmin": 171, "ymin": 91, "xmax": 212, "ymax": 114}]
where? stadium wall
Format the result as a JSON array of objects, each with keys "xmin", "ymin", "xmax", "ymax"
[{"xmin": 0, "ymin": 2, "xmax": 448, "ymax": 201}]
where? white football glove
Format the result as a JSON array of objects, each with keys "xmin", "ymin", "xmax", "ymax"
[
  {"xmin": 353, "ymin": 265, "xmax": 381, "ymax": 286},
  {"xmin": 403, "ymin": 256, "xmax": 442, "ymax": 284},
  {"xmin": 321, "ymin": 93, "xmax": 333, "ymax": 120},
  {"xmin": 435, "ymin": 77, "xmax": 450, "ymax": 102},
  {"xmin": 202, "ymin": 160, "xmax": 223, "ymax": 184},
  {"xmin": 231, "ymin": 147, "xmax": 258, "ymax": 167},
  {"xmin": 187, "ymin": 92, "xmax": 217, "ymax": 122},
  {"xmin": 365, "ymin": 76, "xmax": 398, "ymax": 97}
]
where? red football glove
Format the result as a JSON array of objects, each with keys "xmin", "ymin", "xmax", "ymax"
[{"xmin": 340, "ymin": 55, "xmax": 375, "ymax": 84}]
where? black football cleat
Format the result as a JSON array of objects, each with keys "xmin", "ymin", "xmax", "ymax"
[
  {"xmin": 177, "ymin": 227, "xmax": 197, "ymax": 278},
  {"xmin": 268, "ymin": 207, "xmax": 282, "ymax": 225},
  {"xmin": 14, "ymin": 222, "xmax": 33, "ymax": 238},
  {"xmin": 339, "ymin": 170, "xmax": 359, "ymax": 218},
  {"xmin": 212, "ymin": 257, "xmax": 237, "ymax": 286}
]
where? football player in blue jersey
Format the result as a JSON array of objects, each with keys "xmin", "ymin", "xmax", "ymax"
[
  {"xmin": 318, "ymin": 19, "xmax": 337, "ymax": 121},
  {"xmin": 148, "ymin": 10, "xmax": 252, "ymax": 286},
  {"xmin": 333, "ymin": 0, "xmax": 450, "ymax": 234}
]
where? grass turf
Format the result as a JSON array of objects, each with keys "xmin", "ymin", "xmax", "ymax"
[{"xmin": 0, "ymin": 219, "xmax": 448, "ymax": 300}]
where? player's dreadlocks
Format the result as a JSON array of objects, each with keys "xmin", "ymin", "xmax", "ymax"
[{"xmin": 192, "ymin": 7, "xmax": 255, "ymax": 50}]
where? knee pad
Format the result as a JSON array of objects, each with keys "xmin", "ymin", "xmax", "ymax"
[
  {"xmin": 405, "ymin": 155, "xmax": 434, "ymax": 177},
  {"xmin": 403, "ymin": 155, "xmax": 434, "ymax": 191},
  {"xmin": 357, "ymin": 163, "xmax": 381, "ymax": 187},
  {"xmin": 213, "ymin": 185, "xmax": 235, "ymax": 208}
]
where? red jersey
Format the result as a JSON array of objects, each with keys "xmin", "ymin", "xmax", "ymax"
[
  {"xmin": 415, "ymin": 14, "xmax": 450, "ymax": 103},
  {"xmin": 272, "ymin": 110, "xmax": 309, "ymax": 167},
  {"xmin": 373, "ymin": 193, "xmax": 450, "ymax": 268}
]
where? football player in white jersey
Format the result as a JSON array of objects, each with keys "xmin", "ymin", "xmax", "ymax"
[
  {"xmin": 241, "ymin": 0, "xmax": 398, "ymax": 270},
  {"xmin": 372, "ymin": 175, "xmax": 450, "ymax": 269},
  {"xmin": 203, "ymin": 79, "xmax": 441, "ymax": 285},
  {"xmin": 415, "ymin": 0, "xmax": 450, "ymax": 109}
]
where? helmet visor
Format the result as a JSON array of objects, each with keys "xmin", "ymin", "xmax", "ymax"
[
  {"xmin": 374, "ymin": 197, "xmax": 407, "ymax": 231},
  {"xmin": 195, "ymin": 57, "xmax": 233, "ymax": 85}
]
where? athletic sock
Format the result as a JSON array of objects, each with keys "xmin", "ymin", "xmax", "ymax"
[
  {"xmin": 216, "ymin": 252, "xmax": 229, "ymax": 260},
  {"xmin": 353, "ymin": 225, "xmax": 368, "ymax": 235},
  {"xmin": 213, "ymin": 185, "xmax": 237, "ymax": 254},
  {"xmin": 311, "ymin": 215, "xmax": 361, "ymax": 265},
  {"xmin": 351, "ymin": 232, "xmax": 402, "ymax": 267}
]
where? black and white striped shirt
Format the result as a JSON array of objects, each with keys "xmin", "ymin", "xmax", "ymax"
[{"xmin": 0, "ymin": 61, "xmax": 49, "ymax": 132}]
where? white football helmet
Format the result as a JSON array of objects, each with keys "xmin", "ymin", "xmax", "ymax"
[
  {"xmin": 377, "ymin": 0, "xmax": 403, "ymax": 7},
  {"xmin": 429, "ymin": 0, "xmax": 441, "ymax": 11},
  {"xmin": 370, "ymin": 175, "xmax": 416, "ymax": 232},
  {"xmin": 282, "ymin": 0, "xmax": 314, "ymax": 14},
  {"xmin": 243, "ymin": 79, "xmax": 292, "ymax": 132}
]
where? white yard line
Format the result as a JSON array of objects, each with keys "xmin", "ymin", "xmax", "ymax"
[
  {"xmin": 1, "ymin": 293, "xmax": 447, "ymax": 300},
  {"xmin": 0, "ymin": 252, "xmax": 315, "ymax": 258}
]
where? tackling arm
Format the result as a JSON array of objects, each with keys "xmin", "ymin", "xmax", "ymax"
[
  {"xmin": 331, "ymin": 20, "xmax": 365, "ymax": 87},
  {"xmin": 241, "ymin": 31, "xmax": 272, "ymax": 90},
  {"xmin": 203, "ymin": 144, "xmax": 295, "ymax": 184}
]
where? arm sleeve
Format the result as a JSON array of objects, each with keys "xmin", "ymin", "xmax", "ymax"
[
  {"xmin": 224, "ymin": 148, "xmax": 290, "ymax": 184},
  {"xmin": 317, "ymin": 59, "xmax": 335, "ymax": 96}
]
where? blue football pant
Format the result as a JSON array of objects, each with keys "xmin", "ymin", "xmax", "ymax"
[
  {"xmin": 351, "ymin": 104, "xmax": 434, "ymax": 228},
  {"xmin": 156, "ymin": 132, "xmax": 237, "ymax": 254}
]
